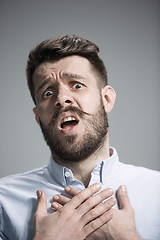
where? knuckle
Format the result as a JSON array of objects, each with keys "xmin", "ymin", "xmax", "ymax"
[
  {"xmin": 99, "ymin": 190, "xmax": 107, "ymax": 199},
  {"xmin": 105, "ymin": 188, "xmax": 113, "ymax": 195},
  {"xmin": 100, "ymin": 188, "xmax": 113, "ymax": 199},
  {"xmin": 103, "ymin": 210, "xmax": 112, "ymax": 221},
  {"xmin": 102, "ymin": 197, "xmax": 115, "ymax": 210},
  {"xmin": 76, "ymin": 188, "xmax": 92, "ymax": 203},
  {"xmin": 123, "ymin": 194, "xmax": 129, "ymax": 201},
  {"xmin": 103, "ymin": 201, "xmax": 110, "ymax": 210},
  {"xmin": 108, "ymin": 197, "xmax": 116, "ymax": 206},
  {"xmin": 57, "ymin": 204, "xmax": 71, "ymax": 217},
  {"xmin": 57, "ymin": 206, "xmax": 65, "ymax": 215},
  {"xmin": 77, "ymin": 191, "xmax": 86, "ymax": 200},
  {"xmin": 86, "ymin": 198, "xmax": 94, "ymax": 208},
  {"xmin": 71, "ymin": 187, "xmax": 80, "ymax": 195},
  {"xmin": 59, "ymin": 195, "xmax": 63, "ymax": 201},
  {"xmin": 90, "ymin": 220, "xmax": 97, "ymax": 230},
  {"xmin": 90, "ymin": 209, "xmax": 97, "ymax": 218},
  {"xmin": 59, "ymin": 195, "xmax": 67, "ymax": 204},
  {"xmin": 96, "ymin": 210, "xmax": 112, "ymax": 225}
]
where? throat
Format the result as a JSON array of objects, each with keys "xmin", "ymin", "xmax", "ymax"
[
  {"xmin": 74, "ymin": 171, "xmax": 91, "ymax": 188},
  {"xmin": 66, "ymin": 160, "xmax": 94, "ymax": 188}
]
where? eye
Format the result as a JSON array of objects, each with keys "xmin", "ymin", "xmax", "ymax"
[
  {"xmin": 43, "ymin": 90, "xmax": 54, "ymax": 97},
  {"xmin": 72, "ymin": 83, "xmax": 83, "ymax": 89}
]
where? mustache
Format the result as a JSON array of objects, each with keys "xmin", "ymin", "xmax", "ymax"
[{"xmin": 49, "ymin": 106, "xmax": 92, "ymax": 125}]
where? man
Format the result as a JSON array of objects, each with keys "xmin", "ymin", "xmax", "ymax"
[{"xmin": 0, "ymin": 35, "xmax": 159, "ymax": 240}]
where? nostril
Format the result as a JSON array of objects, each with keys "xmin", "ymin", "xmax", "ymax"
[
  {"xmin": 56, "ymin": 102, "xmax": 61, "ymax": 107},
  {"xmin": 65, "ymin": 100, "xmax": 71, "ymax": 103},
  {"xmin": 56, "ymin": 99, "xmax": 72, "ymax": 107}
]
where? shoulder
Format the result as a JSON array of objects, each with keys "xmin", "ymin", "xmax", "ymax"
[
  {"xmin": 119, "ymin": 160, "xmax": 160, "ymax": 179},
  {"xmin": 119, "ymin": 162, "xmax": 160, "ymax": 194},
  {"xmin": 0, "ymin": 166, "xmax": 47, "ymax": 222},
  {"xmin": 0, "ymin": 165, "xmax": 47, "ymax": 183},
  {"xmin": 0, "ymin": 165, "xmax": 49, "ymax": 198},
  {"xmin": 110, "ymin": 147, "xmax": 160, "ymax": 184},
  {"xmin": 118, "ymin": 162, "xmax": 160, "ymax": 202}
]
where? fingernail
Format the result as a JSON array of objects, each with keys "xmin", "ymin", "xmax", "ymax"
[
  {"xmin": 52, "ymin": 202, "xmax": 58, "ymax": 209},
  {"xmin": 65, "ymin": 186, "xmax": 71, "ymax": 192},
  {"xmin": 36, "ymin": 190, "xmax": 42, "ymax": 198},
  {"xmin": 95, "ymin": 183, "xmax": 102, "ymax": 189},
  {"xmin": 53, "ymin": 195, "xmax": 59, "ymax": 201},
  {"xmin": 121, "ymin": 185, "xmax": 127, "ymax": 192}
]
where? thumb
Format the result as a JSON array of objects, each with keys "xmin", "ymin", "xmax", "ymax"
[
  {"xmin": 117, "ymin": 185, "xmax": 132, "ymax": 211},
  {"xmin": 35, "ymin": 190, "xmax": 47, "ymax": 218}
]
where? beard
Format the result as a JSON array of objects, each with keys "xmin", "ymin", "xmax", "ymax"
[{"xmin": 39, "ymin": 100, "xmax": 109, "ymax": 163}]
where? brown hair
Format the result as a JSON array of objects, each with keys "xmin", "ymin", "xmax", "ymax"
[{"xmin": 26, "ymin": 35, "xmax": 108, "ymax": 104}]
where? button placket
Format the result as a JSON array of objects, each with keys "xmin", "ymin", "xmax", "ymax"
[
  {"xmin": 64, "ymin": 169, "xmax": 72, "ymax": 186},
  {"xmin": 65, "ymin": 171, "xmax": 71, "ymax": 178}
]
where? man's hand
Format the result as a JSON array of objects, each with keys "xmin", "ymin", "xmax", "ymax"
[
  {"xmin": 52, "ymin": 185, "xmax": 142, "ymax": 240},
  {"xmin": 33, "ymin": 183, "xmax": 116, "ymax": 240}
]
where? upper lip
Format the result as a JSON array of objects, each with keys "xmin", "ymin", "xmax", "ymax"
[{"xmin": 58, "ymin": 111, "xmax": 79, "ymax": 129}]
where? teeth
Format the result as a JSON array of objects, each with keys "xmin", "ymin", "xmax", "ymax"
[{"xmin": 62, "ymin": 116, "xmax": 76, "ymax": 123}]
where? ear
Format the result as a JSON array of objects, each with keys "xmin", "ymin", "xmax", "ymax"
[
  {"xmin": 101, "ymin": 85, "xmax": 116, "ymax": 113},
  {"xmin": 33, "ymin": 107, "xmax": 40, "ymax": 125}
]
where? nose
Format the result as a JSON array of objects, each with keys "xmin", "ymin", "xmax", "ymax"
[{"xmin": 55, "ymin": 88, "xmax": 74, "ymax": 108}]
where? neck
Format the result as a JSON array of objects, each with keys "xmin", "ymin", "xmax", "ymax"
[{"xmin": 52, "ymin": 134, "xmax": 110, "ymax": 187}]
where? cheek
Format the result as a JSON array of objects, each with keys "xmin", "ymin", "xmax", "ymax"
[
  {"xmin": 81, "ymin": 94, "xmax": 101, "ymax": 113},
  {"xmin": 37, "ymin": 104, "xmax": 54, "ymax": 124}
]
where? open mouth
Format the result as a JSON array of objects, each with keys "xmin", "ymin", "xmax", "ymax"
[{"xmin": 61, "ymin": 116, "xmax": 79, "ymax": 130}]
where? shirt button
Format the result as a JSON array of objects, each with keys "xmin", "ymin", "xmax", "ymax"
[{"xmin": 65, "ymin": 171, "xmax": 70, "ymax": 178}]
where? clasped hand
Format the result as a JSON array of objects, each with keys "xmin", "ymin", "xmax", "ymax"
[
  {"xmin": 51, "ymin": 184, "xmax": 142, "ymax": 240},
  {"xmin": 33, "ymin": 183, "xmax": 116, "ymax": 240}
]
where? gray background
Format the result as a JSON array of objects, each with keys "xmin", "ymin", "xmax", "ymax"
[{"xmin": 0, "ymin": 0, "xmax": 160, "ymax": 178}]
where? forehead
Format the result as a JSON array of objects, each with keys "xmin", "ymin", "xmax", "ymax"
[
  {"xmin": 33, "ymin": 55, "xmax": 97, "ymax": 87},
  {"xmin": 33, "ymin": 55, "xmax": 96, "ymax": 83}
]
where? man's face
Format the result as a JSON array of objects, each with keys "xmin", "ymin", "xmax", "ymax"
[{"xmin": 33, "ymin": 55, "xmax": 108, "ymax": 162}]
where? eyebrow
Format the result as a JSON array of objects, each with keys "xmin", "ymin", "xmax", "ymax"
[
  {"xmin": 62, "ymin": 73, "xmax": 86, "ymax": 80},
  {"xmin": 37, "ymin": 78, "xmax": 52, "ymax": 93},
  {"xmin": 37, "ymin": 73, "xmax": 86, "ymax": 93}
]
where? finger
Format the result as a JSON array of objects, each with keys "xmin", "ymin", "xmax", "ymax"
[
  {"xmin": 51, "ymin": 201, "xmax": 63, "ymax": 211},
  {"xmin": 83, "ymin": 196, "xmax": 116, "ymax": 225},
  {"xmin": 66, "ymin": 183, "xmax": 102, "ymax": 209},
  {"xmin": 78, "ymin": 188, "xmax": 114, "ymax": 217},
  {"xmin": 52, "ymin": 194, "xmax": 71, "ymax": 205},
  {"xmin": 65, "ymin": 185, "xmax": 81, "ymax": 197},
  {"xmin": 34, "ymin": 190, "xmax": 47, "ymax": 219},
  {"xmin": 51, "ymin": 186, "xmax": 80, "ymax": 207},
  {"xmin": 117, "ymin": 185, "xmax": 133, "ymax": 211},
  {"xmin": 84, "ymin": 210, "xmax": 113, "ymax": 236}
]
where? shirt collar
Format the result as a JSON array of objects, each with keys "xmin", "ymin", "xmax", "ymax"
[
  {"xmin": 47, "ymin": 147, "xmax": 119, "ymax": 187},
  {"xmin": 47, "ymin": 157, "xmax": 68, "ymax": 187},
  {"xmin": 101, "ymin": 147, "xmax": 119, "ymax": 183}
]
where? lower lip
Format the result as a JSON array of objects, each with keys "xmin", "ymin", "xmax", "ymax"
[{"xmin": 59, "ymin": 123, "xmax": 79, "ymax": 135}]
